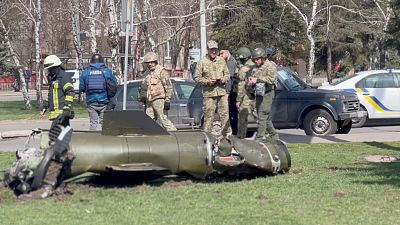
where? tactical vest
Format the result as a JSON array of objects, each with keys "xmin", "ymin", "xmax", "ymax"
[
  {"xmin": 245, "ymin": 65, "xmax": 256, "ymax": 95},
  {"xmin": 146, "ymin": 66, "xmax": 166, "ymax": 101},
  {"xmin": 87, "ymin": 69, "xmax": 106, "ymax": 92}
]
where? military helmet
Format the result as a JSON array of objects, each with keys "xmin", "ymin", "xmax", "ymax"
[
  {"xmin": 90, "ymin": 53, "xmax": 104, "ymax": 64},
  {"xmin": 143, "ymin": 52, "xmax": 158, "ymax": 63},
  {"xmin": 43, "ymin": 55, "xmax": 62, "ymax": 70},
  {"xmin": 252, "ymin": 48, "xmax": 266, "ymax": 59},
  {"xmin": 266, "ymin": 47, "xmax": 278, "ymax": 57},
  {"xmin": 236, "ymin": 47, "xmax": 251, "ymax": 59}
]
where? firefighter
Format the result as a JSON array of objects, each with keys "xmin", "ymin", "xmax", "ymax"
[{"xmin": 40, "ymin": 55, "xmax": 75, "ymax": 127}]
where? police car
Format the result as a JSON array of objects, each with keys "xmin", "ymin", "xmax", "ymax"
[{"xmin": 319, "ymin": 69, "xmax": 400, "ymax": 127}]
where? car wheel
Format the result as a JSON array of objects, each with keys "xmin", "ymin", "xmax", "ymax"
[
  {"xmin": 303, "ymin": 109, "xmax": 337, "ymax": 136},
  {"xmin": 336, "ymin": 121, "xmax": 352, "ymax": 134},
  {"xmin": 352, "ymin": 106, "xmax": 367, "ymax": 128}
]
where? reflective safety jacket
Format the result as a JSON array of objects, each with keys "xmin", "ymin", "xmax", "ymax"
[{"xmin": 46, "ymin": 68, "xmax": 75, "ymax": 119}]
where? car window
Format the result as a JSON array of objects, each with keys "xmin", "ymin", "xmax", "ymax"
[
  {"xmin": 174, "ymin": 83, "xmax": 195, "ymax": 100},
  {"xmin": 190, "ymin": 84, "xmax": 203, "ymax": 98},
  {"xmin": 356, "ymin": 73, "xmax": 395, "ymax": 88},
  {"xmin": 277, "ymin": 68, "xmax": 305, "ymax": 90},
  {"xmin": 394, "ymin": 73, "xmax": 400, "ymax": 87},
  {"xmin": 117, "ymin": 84, "xmax": 139, "ymax": 102}
]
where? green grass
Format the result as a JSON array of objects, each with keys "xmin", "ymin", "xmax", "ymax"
[
  {"xmin": 1, "ymin": 142, "xmax": 400, "ymax": 225},
  {"xmin": 0, "ymin": 100, "xmax": 88, "ymax": 120}
]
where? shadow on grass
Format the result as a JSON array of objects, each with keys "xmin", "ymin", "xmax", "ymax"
[
  {"xmin": 73, "ymin": 170, "xmax": 276, "ymax": 190},
  {"xmin": 327, "ymin": 161, "xmax": 400, "ymax": 187},
  {"xmin": 364, "ymin": 141, "xmax": 400, "ymax": 151}
]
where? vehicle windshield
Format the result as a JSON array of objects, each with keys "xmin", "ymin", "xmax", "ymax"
[{"xmin": 278, "ymin": 68, "xmax": 306, "ymax": 90}]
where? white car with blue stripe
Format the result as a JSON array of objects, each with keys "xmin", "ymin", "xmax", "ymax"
[{"xmin": 319, "ymin": 69, "xmax": 400, "ymax": 127}]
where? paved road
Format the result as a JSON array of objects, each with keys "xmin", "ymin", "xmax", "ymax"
[
  {"xmin": 0, "ymin": 90, "xmax": 48, "ymax": 102},
  {"xmin": 1, "ymin": 117, "xmax": 400, "ymax": 151}
]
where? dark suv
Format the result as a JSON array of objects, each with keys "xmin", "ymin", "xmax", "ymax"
[
  {"xmin": 114, "ymin": 78, "xmax": 196, "ymax": 127},
  {"xmin": 184, "ymin": 67, "xmax": 364, "ymax": 136}
]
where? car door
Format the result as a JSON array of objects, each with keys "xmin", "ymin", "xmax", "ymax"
[
  {"xmin": 355, "ymin": 73, "xmax": 399, "ymax": 118},
  {"xmin": 272, "ymin": 79, "xmax": 288, "ymax": 124},
  {"xmin": 167, "ymin": 81, "xmax": 179, "ymax": 124},
  {"xmin": 172, "ymin": 81, "xmax": 195, "ymax": 125},
  {"xmin": 118, "ymin": 83, "xmax": 142, "ymax": 110}
]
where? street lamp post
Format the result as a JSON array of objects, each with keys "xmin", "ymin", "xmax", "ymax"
[
  {"xmin": 200, "ymin": 0, "xmax": 206, "ymax": 58},
  {"xmin": 122, "ymin": 0, "xmax": 131, "ymax": 110}
]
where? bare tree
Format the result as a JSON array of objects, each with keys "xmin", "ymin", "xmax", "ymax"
[
  {"xmin": 13, "ymin": 0, "xmax": 44, "ymax": 107},
  {"xmin": 68, "ymin": 0, "xmax": 84, "ymax": 71},
  {"xmin": 0, "ymin": 18, "xmax": 31, "ymax": 109},
  {"xmin": 106, "ymin": 0, "xmax": 122, "ymax": 79}
]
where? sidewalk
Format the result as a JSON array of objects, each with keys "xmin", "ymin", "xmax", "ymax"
[{"xmin": 0, "ymin": 118, "xmax": 89, "ymax": 139}]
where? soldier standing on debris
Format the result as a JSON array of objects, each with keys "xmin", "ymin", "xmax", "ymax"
[
  {"xmin": 139, "ymin": 52, "xmax": 177, "ymax": 131},
  {"xmin": 248, "ymin": 48, "xmax": 279, "ymax": 142},
  {"xmin": 235, "ymin": 47, "xmax": 256, "ymax": 139},
  {"xmin": 194, "ymin": 40, "xmax": 231, "ymax": 137}
]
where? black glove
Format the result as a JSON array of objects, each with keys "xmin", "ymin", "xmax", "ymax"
[
  {"xmin": 62, "ymin": 108, "xmax": 75, "ymax": 119},
  {"xmin": 164, "ymin": 101, "xmax": 171, "ymax": 110}
]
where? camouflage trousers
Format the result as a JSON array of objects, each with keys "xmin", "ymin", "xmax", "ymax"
[
  {"xmin": 203, "ymin": 95, "xmax": 231, "ymax": 137},
  {"xmin": 255, "ymin": 91, "xmax": 278, "ymax": 140},
  {"xmin": 146, "ymin": 98, "xmax": 177, "ymax": 131},
  {"xmin": 237, "ymin": 95, "xmax": 256, "ymax": 139}
]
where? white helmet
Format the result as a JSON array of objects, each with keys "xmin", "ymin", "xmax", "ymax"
[{"xmin": 43, "ymin": 55, "xmax": 62, "ymax": 69}]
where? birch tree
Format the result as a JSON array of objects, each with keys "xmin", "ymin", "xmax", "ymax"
[
  {"xmin": 13, "ymin": 0, "xmax": 44, "ymax": 107},
  {"xmin": 89, "ymin": 0, "xmax": 100, "ymax": 54},
  {"xmin": 0, "ymin": 18, "xmax": 31, "ymax": 109},
  {"xmin": 68, "ymin": 0, "xmax": 84, "ymax": 71},
  {"xmin": 106, "ymin": 0, "xmax": 122, "ymax": 79},
  {"xmin": 284, "ymin": 0, "xmax": 319, "ymax": 84}
]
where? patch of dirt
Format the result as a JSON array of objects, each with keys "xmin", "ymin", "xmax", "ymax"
[
  {"xmin": 53, "ymin": 184, "xmax": 74, "ymax": 202},
  {"xmin": 364, "ymin": 155, "xmax": 400, "ymax": 163},
  {"xmin": 159, "ymin": 180, "xmax": 193, "ymax": 189},
  {"xmin": 255, "ymin": 193, "xmax": 268, "ymax": 200},
  {"xmin": 290, "ymin": 168, "xmax": 304, "ymax": 174},
  {"xmin": 334, "ymin": 192, "xmax": 346, "ymax": 198}
]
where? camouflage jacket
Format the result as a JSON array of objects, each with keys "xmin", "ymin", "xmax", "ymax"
[
  {"xmin": 140, "ymin": 65, "xmax": 173, "ymax": 102},
  {"xmin": 236, "ymin": 59, "xmax": 255, "ymax": 103},
  {"xmin": 253, "ymin": 59, "xmax": 278, "ymax": 87},
  {"xmin": 194, "ymin": 55, "xmax": 230, "ymax": 97}
]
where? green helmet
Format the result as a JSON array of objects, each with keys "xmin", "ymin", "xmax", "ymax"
[
  {"xmin": 251, "ymin": 48, "xmax": 266, "ymax": 59},
  {"xmin": 236, "ymin": 47, "xmax": 251, "ymax": 59},
  {"xmin": 143, "ymin": 52, "xmax": 158, "ymax": 63}
]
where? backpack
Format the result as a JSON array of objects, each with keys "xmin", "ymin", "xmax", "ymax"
[{"xmin": 105, "ymin": 76, "xmax": 117, "ymax": 98}]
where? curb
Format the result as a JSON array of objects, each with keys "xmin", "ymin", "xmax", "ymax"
[{"xmin": 0, "ymin": 130, "xmax": 32, "ymax": 139}]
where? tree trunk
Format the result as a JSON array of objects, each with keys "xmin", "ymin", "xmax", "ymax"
[
  {"xmin": 34, "ymin": 0, "xmax": 43, "ymax": 109},
  {"xmin": 326, "ymin": 41, "xmax": 332, "ymax": 83},
  {"xmin": 0, "ymin": 19, "xmax": 32, "ymax": 109},
  {"xmin": 305, "ymin": 0, "xmax": 318, "ymax": 85},
  {"xmin": 69, "ymin": 0, "xmax": 83, "ymax": 71},
  {"xmin": 89, "ymin": 0, "xmax": 98, "ymax": 54},
  {"xmin": 107, "ymin": 0, "xmax": 122, "ymax": 81}
]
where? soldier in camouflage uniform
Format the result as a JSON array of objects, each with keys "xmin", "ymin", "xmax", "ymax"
[
  {"xmin": 235, "ymin": 47, "xmax": 256, "ymax": 139},
  {"xmin": 194, "ymin": 40, "xmax": 231, "ymax": 137},
  {"xmin": 248, "ymin": 48, "xmax": 279, "ymax": 142},
  {"xmin": 139, "ymin": 52, "xmax": 177, "ymax": 131}
]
